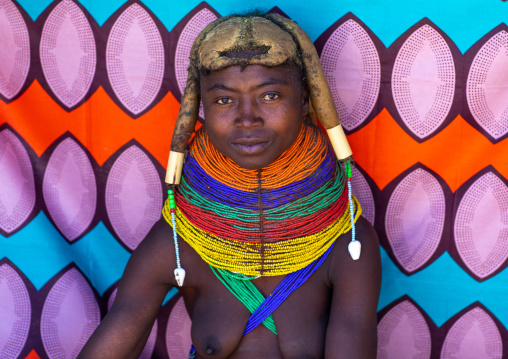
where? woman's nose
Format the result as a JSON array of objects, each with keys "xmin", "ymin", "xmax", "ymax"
[{"xmin": 235, "ymin": 98, "xmax": 262, "ymax": 128}]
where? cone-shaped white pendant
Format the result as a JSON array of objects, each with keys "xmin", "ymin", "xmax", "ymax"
[
  {"xmin": 348, "ymin": 240, "xmax": 361, "ymax": 260},
  {"xmin": 174, "ymin": 268, "xmax": 186, "ymax": 286}
]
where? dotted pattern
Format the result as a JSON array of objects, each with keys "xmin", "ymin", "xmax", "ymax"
[
  {"xmin": 0, "ymin": 129, "xmax": 35, "ymax": 234},
  {"xmin": 377, "ymin": 300, "xmax": 431, "ymax": 359},
  {"xmin": 0, "ymin": 0, "xmax": 30, "ymax": 100},
  {"xmin": 385, "ymin": 168, "xmax": 445, "ymax": 272},
  {"xmin": 166, "ymin": 297, "xmax": 192, "ymax": 359},
  {"xmin": 175, "ymin": 8, "xmax": 217, "ymax": 94},
  {"xmin": 320, "ymin": 19, "xmax": 381, "ymax": 131},
  {"xmin": 39, "ymin": 0, "xmax": 96, "ymax": 108},
  {"xmin": 441, "ymin": 307, "xmax": 503, "ymax": 358},
  {"xmin": 392, "ymin": 25, "xmax": 455, "ymax": 139},
  {"xmin": 106, "ymin": 4, "xmax": 164, "ymax": 115},
  {"xmin": 105, "ymin": 145, "xmax": 162, "ymax": 250},
  {"xmin": 0, "ymin": 264, "xmax": 31, "ymax": 359},
  {"xmin": 350, "ymin": 167, "xmax": 375, "ymax": 225},
  {"xmin": 466, "ymin": 30, "xmax": 508, "ymax": 140},
  {"xmin": 40, "ymin": 268, "xmax": 100, "ymax": 359},
  {"xmin": 175, "ymin": 8, "xmax": 216, "ymax": 119},
  {"xmin": 107, "ymin": 288, "xmax": 157, "ymax": 359},
  {"xmin": 454, "ymin": 172, "xmax": 508, "ymax": 279},
  {"xmin": 42, "ymin": 138, "xmax": 97, "ymax": 241}
]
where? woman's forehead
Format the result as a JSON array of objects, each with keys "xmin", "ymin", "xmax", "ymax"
[{"xmin": 200, "ymin": 64, "xmax": 305, "ymax": 93}]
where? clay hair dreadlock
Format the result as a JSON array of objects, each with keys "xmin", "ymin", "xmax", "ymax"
[{"xmin": 166, "ymin": 13, "xmax": 353, "ymax": 185}]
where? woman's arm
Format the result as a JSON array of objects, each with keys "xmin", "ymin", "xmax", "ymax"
[
  {"xmin": 78, "ymin": 219, "xmax": 175, "ymax": 359},
  {"xmin": 325, "ymin": 216, "xmax": 382, "ymax": 358}
]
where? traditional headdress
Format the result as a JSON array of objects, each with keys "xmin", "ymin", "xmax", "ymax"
[
  {"xmin": 165, "ymin": 14, "xmax": 352, "ymax": 185},
  {"xmin": 165, "ymin": 14, "xmax": 361, "ymax": 289}
]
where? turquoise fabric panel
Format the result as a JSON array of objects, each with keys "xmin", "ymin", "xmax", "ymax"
[
  {"xmin": 16, "ymin": 0, "xmax": 508, "ymax": 51},
  {"xmin": 379, "ymin": 248, "xmax": 508, "ymax": 328},
  {"xmin": 0, "ymin": 213, "xmax": 130, "ymax": 295}
]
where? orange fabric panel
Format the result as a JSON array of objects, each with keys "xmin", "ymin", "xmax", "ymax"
[
  {"xmin": 349, "ymin": 109, "xmax": 508, "ymax": 192},
  {"xmin": 24, "ymin": 350, "xmax": 40, "ymax": 359},
  {"xmin": 0, "ymin": 81, "xmax": 181, "ymax": 166}
]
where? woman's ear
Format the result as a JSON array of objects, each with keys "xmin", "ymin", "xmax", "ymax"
[
  {"xmin": 302, "ymin": 87, "xmax": 309, "ymax": 113},
  {"xmin": 304, "ymin": 90, "xmax": 318, "ymax": 125}
]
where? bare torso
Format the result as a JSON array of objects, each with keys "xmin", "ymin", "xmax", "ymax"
[
  {"xmin": 78, "ymin": 216, "xmax": 380, "ymax": 359},
  {"xmin": 178, "ymin": 230, "xmax": 334, "ymax": 358}
]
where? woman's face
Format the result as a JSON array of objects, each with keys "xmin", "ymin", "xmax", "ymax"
[{"xmin": 200, "ymin": 64, "xmax": 308, "ymax": 170}]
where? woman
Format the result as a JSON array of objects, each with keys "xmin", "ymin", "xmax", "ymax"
[{"xmin": 79, "ymin": 13, "xmax": 381, "ymax": 359}]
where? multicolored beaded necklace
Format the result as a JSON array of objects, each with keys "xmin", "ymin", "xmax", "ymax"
[{"xmin": 162, "ymin": 123, "xmax": 361, "ymax": 333}]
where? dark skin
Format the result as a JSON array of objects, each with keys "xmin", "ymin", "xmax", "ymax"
[{"xmin": 78, "ymin": 65, "xmax": 381, "ymax": 358}]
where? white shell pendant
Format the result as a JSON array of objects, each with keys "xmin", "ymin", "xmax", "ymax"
[
  {"xmin": 348, "ymin": 240, "xmax": 361, "ymax": 260},
  {"xmin": 174, "ymin": 268, "xmax": 186, "ymax": 287}
]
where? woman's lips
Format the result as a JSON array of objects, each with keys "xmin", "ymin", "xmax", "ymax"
[{"xmin": 230, "ymin": 140, "xmax": 270, "ymax": 154}]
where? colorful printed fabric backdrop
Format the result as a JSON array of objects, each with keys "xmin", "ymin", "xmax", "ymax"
[{"xmin": 1, "ymin": 0, "xmax": 507, "ymax": 358}]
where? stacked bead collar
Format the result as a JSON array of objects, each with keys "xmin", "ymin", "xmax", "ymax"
[{"xmin": 162, "ymin": 123, "xmax": 361, "ymax": 276}]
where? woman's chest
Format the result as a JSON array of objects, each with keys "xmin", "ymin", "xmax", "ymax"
[{"xmin": 181, "ymin": 269, "xmax": 332, "ymax": 359}]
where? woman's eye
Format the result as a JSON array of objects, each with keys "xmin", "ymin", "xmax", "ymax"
[
  {"xmin": 216, "ymin": 97, "xmax": 232, "ymax": 105},
  {"xmin": 262, "ymin": 93, "xmax": 279, "ymax": 101}
]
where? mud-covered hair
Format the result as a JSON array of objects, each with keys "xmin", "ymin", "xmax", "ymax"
[{"xmin": 165, "ymin": 13, "xmax": 352, "ymax": 185}]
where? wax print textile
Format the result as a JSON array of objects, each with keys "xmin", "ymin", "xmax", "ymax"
[{"xmin": 0, "ymin": 0, "xmax": 507, "ymax": 358}]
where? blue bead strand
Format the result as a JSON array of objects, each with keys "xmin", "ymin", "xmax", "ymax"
[
  {"xmin": 168, "ymin": 189, "xmax": 181, "ymax": 269},
  {"xmin": 243, "ymin": 242, "xmax": 335, "ymax": 335},
  {"xmin": 345, "ymin": 161, "xmax": 355, "ymax": 242}
]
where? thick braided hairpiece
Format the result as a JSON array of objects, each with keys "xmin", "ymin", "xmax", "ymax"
[{"xmin": 165, "ymin": 14, "xmax": 352, "ymax": 185}]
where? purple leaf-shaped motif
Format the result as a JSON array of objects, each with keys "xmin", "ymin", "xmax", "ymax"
[
  {"xmin": 174, "ymin": 7, "xmax": 217, "ymax": 119},
  {"xmin": 377, "ymin": 300, "xmax": 431, "ymax": 359},
  {"xmin": 467, "ymin": 30, "xmax": 508, "ymax": 141},
  {"xmin": 174, "ymin": 7, "xmax": 217, "ymax": 94},
  {"xmin": 0, "ymin": 263, "xmax": 31, "ymax": 358},
  {"xmin": 107, "ymin": 288, "xmax": 157, "ymax": 359},
  {"xmin": 0, "ymin": 0, "xmax": 30, "ymax": 100},
  {"xmin": 320, "ymin": 19, "xmax": 380, "ymax": 131},
  {"xmin": 166, "ymin": 297, "xmax": 192, "ymax": 359},
  {"xmin": 385, "ymin": 168, "xmax": 445, "ymax": 272},
  {"xmin": 105, "ymin": 145, "xmax": 162, "ymax": 250},
  {"xmin": 41, "ymin": 268, "xmax": 100, "ymax": 359},
  {"xmin": 106, "ymin": 3, "xmax": 164, "ymax": 115},
  {"xmin": 0, "ymin": 129, "xmax": 35, "ymax": 235},
  {"xmin": 392, "ymin": 25, "xmax": 455, "ymax": 140},
  {"xmin": 441, "ymin": 307, "xmax": 502, "ymax": 359},
  {"xmin": 454, "ymin": 172, "xmax": 508, "ymax": 279},
  {"xmin": 43, "ymin": 137, "xmax": 97, "ymax": 241},
  {"xmin": 40, "ymin": 0, "xmax": 96, "ymax": 108},
  {"xmin": 350, "ymin": 167, "xmax": 375, "ymax": 225}
]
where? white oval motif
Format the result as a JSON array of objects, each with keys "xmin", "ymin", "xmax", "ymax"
[
  {"xmin": 108, "ymin": 288, "xmax": 157, "ymax": 359},
  {"xmin": 175, "ymin": 8, "xmax": 217, "ymax": 94},
  {"xmin": 0, "ymin": 0, "xmax": 30, "ymax": 100},
  {"xmin": 43, "ymin": 137, "xmax": 97, "ymax": 241},
  {"xmin": 377, "ymin": 300, "xmax": 431, "ymax": 359},
  {"xmin": 392, "ymin": 24, "xmax": 455, "ymax": 139},
  {"xmin": 174, "ymin": 7, "xmax": 217, "ymax": 119},
  {"xmin": 166, "ymin": 297, "xmax": 192, "ymax": 359},
  {"xmin": 40, "ymin": 0, "xmax": 96, "ymax": 108},
  {"xmin": 320, "ymin": 19, "xmax": 381, "ymax": 131},
  {"xmin": 454, "ymin": 172, "xmax": 508, "ymax": 279},
  {"xmin": 441, "ymin": 307, "xmax": 502, "ymax": 359},
  {"xmin": 0, "ymin": 263, "xmax": 31, "ymax": 358},
  {"xmin": 106, "ymin": 3, "xmax": 164, "ymax": 115},
  {"xmin": 41, "ymin": 268, "xmax": 100, "ymax": 359},
  {"xmin": 385, "ymin": 168, "xmax": 445, "ymax": 272},
  {"xmin": 0, "ymin": 129, "xmax": 35, "ymax": 234},
  {"xmin": 350, "ymin": 167, "xmax": 375, "ymax": 225},
  {"xmin": 105, "ymin": 145, "xmax": 162, "ymax": 250},
  {"xmin": 466, "ymin": 30, "xmax": 508, "ymax": 141}
]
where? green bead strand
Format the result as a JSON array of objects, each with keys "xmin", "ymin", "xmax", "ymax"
[{"xmin": 210, "ymin": 265, "xmax": 277, "ymax": 335}]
